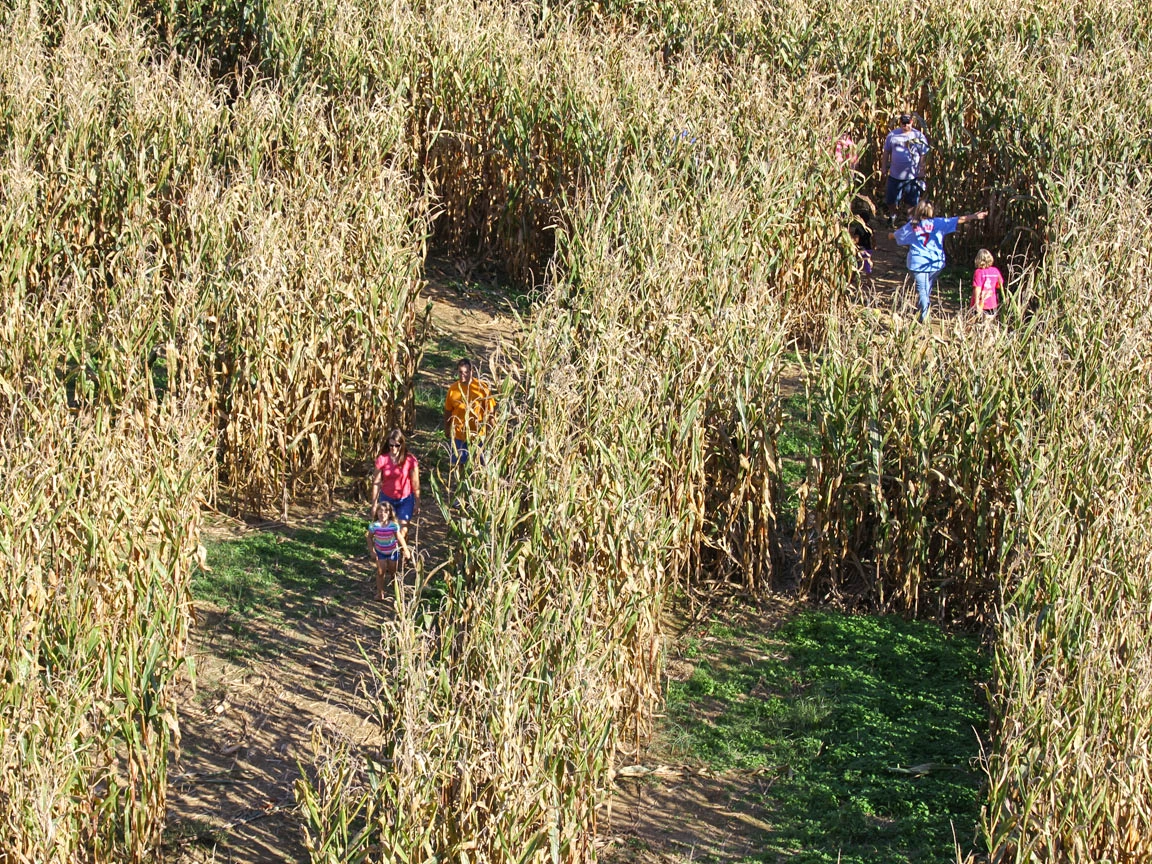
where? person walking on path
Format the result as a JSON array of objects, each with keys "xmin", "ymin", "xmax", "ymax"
[
  {"xmin": 891, "ymin": 200, "xmax": 988, "ymax": 322},
  {"xmin": 971, "ymin": 248, "xmax": 1004, "ymax": 317},
  {"xmin": 366, "ymin": 501, "xmax": 411, "ymax": 601},
  {"xmin": 881, "ymin": 113, "xmax": 930, "ymax": 227},
  {"xmin": 371, "ymin": 428, "xmax": 420, "ymax": 541},
  {"xmin": 444, "ymin": 358, "xmax": 495, "ymax": 469}
]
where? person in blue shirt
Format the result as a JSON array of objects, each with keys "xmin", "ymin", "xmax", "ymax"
[
  {"xmin": 881, "ymin": 114, "xmax": 931, "ymax": 227},
  {"xmin": 891, "ymin": 200, "xmax": 987, "ymax": 322}
]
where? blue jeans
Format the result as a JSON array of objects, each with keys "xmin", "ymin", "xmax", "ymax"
[
  {"xmin": 451, "ymin": 438, "xmax": 485, "ymax": 468},
  {"xmin": 913, "ymin": 270, "xmax": 941, "ymax": 321}
]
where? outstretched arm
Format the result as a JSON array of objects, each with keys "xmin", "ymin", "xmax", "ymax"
[{"xmin": 957, "ymin": 211, "xmax": 988, "ymax": 225}]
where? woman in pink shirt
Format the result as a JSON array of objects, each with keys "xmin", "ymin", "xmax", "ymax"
[
  {"xmin": 371, "ymin": 429, "xmax": 420, "ymax": 541},
  {"xmin": 971, "ymin": 248, "xmax": 1004, "ymax": 317}
]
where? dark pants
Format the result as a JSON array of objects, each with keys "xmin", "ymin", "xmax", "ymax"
[{"xmin": 885, "ymin": 176, "xmax": 924, "ymax": 208}]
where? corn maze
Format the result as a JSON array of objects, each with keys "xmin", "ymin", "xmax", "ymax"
[{"xmin": 2, "ymin": 0, "xmax": 1151, "ymax": 860}]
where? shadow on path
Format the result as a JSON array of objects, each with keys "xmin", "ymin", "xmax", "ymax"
[{"xmin": 164, "ymin": 261, "xmax": 517, "ymax": 864}]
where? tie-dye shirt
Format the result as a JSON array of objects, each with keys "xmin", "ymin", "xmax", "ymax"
[{"xmin": 368, "ymin": 520, "xmax": 400, "ymax": 556}]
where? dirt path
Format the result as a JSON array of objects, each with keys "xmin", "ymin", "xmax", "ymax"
[
  {"xmin": 162, "ymin": 526, "xmax": 388, "ymax": 863},
  {"xmin": 163, "ymin": 262, "xmax": 518, "ymax": 864}
]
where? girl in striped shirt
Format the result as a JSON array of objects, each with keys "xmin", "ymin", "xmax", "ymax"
[{"xmin": 366, "ymin": 501, "xmax": 411, "ymax": 601}]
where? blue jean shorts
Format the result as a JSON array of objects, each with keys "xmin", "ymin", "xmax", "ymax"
[
  {"xmin": 375, "ymin": 549, "xmax": 400, "ymax": 562},
  {"xmin": 450, "ymin": 439, "xmax": 469, "ymax": 467},
  {"xmin": 379, "ymin": 493, "xmax": 414, "ymax": 522},
  {"xmin": 886, "ymin": 176, "xmax": 924, "ymax": 207}
]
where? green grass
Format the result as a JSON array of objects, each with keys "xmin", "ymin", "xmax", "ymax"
[
  {"xmin": 663, "ymin": 608, "xmax": 988, "ymax": 863},
  {"xmin": 778, "ymin": 392, "xmax": 818, "ymax": 526},
  {"xmin": 939, "ymin": 262, "xmax": 976, "ymax": 308},
  {"xmin": 193, "ymin": 514, "xmax": 370, "ymax": 658},
  {"xmin": 420, "ymin": 331, "xmax": 474, "ymax": 379}
]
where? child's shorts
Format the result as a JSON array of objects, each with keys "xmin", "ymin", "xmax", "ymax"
[
  {"xmin": 375, "ymin": 549, "xmax": 401, "ymax": 562},
  {"xmin": 450, "ymin": 438, "xmax": 486, "ymax": 468}
]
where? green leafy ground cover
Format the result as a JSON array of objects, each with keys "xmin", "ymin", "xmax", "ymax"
[
  {"xmin": 778, "ymin": 391, "xmax": 818, "ymax": 524},
  {"xmin": 193, "ymin": 515, "xmax": 367, "ymax": 659},
  {"xmin": 663, "ymin": 609, "xmax": 988, "ymax": 862}
]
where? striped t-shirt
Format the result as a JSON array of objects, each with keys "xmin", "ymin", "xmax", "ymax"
[{"xmin": 369, "ymin": 520, "xmax": 400, "ymax": 556}]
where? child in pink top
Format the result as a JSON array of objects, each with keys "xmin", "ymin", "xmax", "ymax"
[
  {"xmin": 971, "ymin": 248, "xmax": 1004, "ymax": 315},
  {"xmin": 834, "ymin": 132, "xmax": 859, "ymax": 170}
]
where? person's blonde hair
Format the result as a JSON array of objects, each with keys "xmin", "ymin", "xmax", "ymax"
[
  {"xmin": 975, "ymin": 248, "xmax": 994, "ymax": 269},
  {"xmin": 911, "ymin": 200, "xmax": 934, "ymax": 222}
]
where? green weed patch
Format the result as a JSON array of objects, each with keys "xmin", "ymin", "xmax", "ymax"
[
  {"xmin": 664, "ymin": 609, "xmax": 988, "ymax": 862},
  {"xmin": 193, "ymin": 515, "xmax": 368, "ymax": 657},
  {"xmin": 778, "ymin": 392, "xmax": 818, "ymax": 526}
]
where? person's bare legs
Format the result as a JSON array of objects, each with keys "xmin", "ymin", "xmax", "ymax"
[
  {"xmin": 375, "ymin": 559, "xmax": 388, "ymax": 601},
  {"xmin": 384, "ymin": 558, "xmax": 401, "ymax": 599}
]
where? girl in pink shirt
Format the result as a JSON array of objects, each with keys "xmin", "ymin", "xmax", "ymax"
[
  {"xmin": 834, "ymin": 132, "xmax": 859, "ymax": 170},
  {"xmin": 971, "ymin": 248, "xmax": 1004, "ymax": 316}
]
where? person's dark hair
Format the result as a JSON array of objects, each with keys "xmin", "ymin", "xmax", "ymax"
[
  {"xmin": 375, "ymin": 500, "xmax": 396, "ymax": 523},
  {"xmin": 386, "ymin": 428, "xmax": 408, "ymax": 464},
  {"xmin": 457, "ymin": 358, "xmax": 472, "ymax": 372},
  {"xmin": 899, "ymin": 113, "xmax": 913, "ymax": 125}
]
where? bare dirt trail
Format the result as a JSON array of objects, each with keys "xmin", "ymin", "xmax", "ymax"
[
  {"xmin": 163, "ymin": 529, "xmax": 390, "ymax": 863},
  {"xmin": 163, "ymin": 263, "xmax": 518, "ymax": 864}
]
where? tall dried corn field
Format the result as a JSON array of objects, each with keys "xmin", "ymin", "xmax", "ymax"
[
  {"xmin": 0, "ymin": 2, "xmax": 424, "ymax": 860},
  {"xmin": 5, "ymin": 0, "xmax": 1152, "ymax": 859}
]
